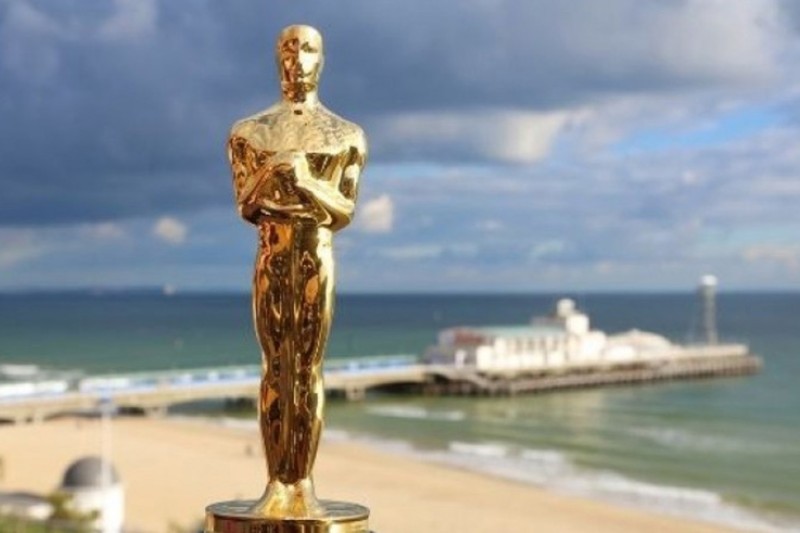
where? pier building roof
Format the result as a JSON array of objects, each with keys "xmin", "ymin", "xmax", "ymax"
[
  {"xmin": 442, "ymin": 325, "xmax": 566, "ymax": 346},
  {"xmin": 471, "ymin": 325, "xmax": 565, "ymax": 338}
]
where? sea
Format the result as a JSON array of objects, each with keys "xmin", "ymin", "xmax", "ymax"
[{"xmin": 0, "ymin": 291, "xmax": 798, "ymax": 531}]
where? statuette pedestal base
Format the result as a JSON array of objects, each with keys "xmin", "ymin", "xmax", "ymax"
[{"xmin": 206, "ymin": 500, "xmax": 370, "ymax": 533}]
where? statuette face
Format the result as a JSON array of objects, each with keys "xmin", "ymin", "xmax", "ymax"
[
  {"xmin": 206, "ymin": 25, "xmax": 370, "ymax": 532},
  {"xmin": 277, "ymin": 25, "xmax": 324, "ymax": 99}
]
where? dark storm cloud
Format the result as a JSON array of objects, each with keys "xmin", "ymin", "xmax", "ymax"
[
  {"xmin": 0, "ymin": 0, "xmax": 789, "ymax": 226},
  {"xmin": 779, "ymin": 0, "xmax": 800, "ymax": 31}
]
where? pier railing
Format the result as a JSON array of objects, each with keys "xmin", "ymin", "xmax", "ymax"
[
  {"xmin": 0, "ymin": 350, "xmax": 760, "ymax": 424},
  {"xmin": 0, "ymin": 355, "xmax": 421, "ymax": 422}
]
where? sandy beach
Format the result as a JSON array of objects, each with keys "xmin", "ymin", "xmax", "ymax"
[{"xmin": 0, "ymin": 417, "xmax": 734, "ymax": 533}]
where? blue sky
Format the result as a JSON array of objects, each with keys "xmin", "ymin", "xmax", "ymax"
[{"xmin": 1, "ymin": 0, "xmax": 799, "ymax": 292}]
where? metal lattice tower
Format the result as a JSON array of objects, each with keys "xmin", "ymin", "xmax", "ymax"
[{"xmin": 698, "ymin": 275, "xmax": 718, "ymax": 345}]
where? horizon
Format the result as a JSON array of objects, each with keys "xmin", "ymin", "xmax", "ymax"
[{"xmin": 1, "ymin": 285, "xmax": 797, "ymax": 296}]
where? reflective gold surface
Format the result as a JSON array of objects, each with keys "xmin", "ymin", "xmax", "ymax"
[
  {"xmin": 207, "ymin": 24, "xmax": 368, "ymax": 532},
  {"xmin": 206, "ymin": 501, "xmax": 370, "ymax": 533}
]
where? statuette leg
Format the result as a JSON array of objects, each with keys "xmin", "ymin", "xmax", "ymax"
[{"xmin": 250, "ymin": 221, "xmax": 331, "ymax": 517}]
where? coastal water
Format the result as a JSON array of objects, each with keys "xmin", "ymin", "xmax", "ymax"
[{"xmin": 1, "ymin": 292, "xmax": 798, "ymax": 530}]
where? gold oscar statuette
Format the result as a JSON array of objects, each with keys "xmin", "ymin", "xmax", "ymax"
[{"xmin": 205, "ymin": 24, "xmax": 370, "ymax": 533}]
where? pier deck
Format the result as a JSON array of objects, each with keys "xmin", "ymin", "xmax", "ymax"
[{"xmin": 0, "ymin": 350, "xmax": 761, "ymax": 424}]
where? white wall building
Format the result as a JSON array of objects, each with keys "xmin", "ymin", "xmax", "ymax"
[
  {"xmin": 60, "ymin": 456, "xmax": 124, "ymax": 533},
  {"xmin": 424, "ymin": 299, "xmax": 678, "ymax": 374}
]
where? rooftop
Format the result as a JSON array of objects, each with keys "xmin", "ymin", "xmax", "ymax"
[
  {"xmin": 455, "ymin": 325, "xmax": 565, "ymax": 339},
  {"xmin": 61, "ymin": 456, "xmax": 120, "ymax": 489}
]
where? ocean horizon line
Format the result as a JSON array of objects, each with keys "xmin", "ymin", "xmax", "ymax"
[{"xmin": 0, "ymin": 287, "xmax": 798, "ymax": 297}]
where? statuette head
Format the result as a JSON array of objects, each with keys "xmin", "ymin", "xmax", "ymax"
[{"xmin": 276, "ymin": 25, "xmax": 324, "ymax": 102}]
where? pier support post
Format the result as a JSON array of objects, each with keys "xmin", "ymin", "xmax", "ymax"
[
  {"xmin": 345, "ymin": 387, "xmax": 366, "ymax": 401},
  {"xmin": 145, "ymin": 405, "xmax": 168, "ymax": 418}
]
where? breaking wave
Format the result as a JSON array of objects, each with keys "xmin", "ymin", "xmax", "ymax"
[
  {"xmin": 366, "ymin": 404, "xmax": 466, "ymax": 422},
  {"xmin": 627, "ymin": 426, "xmax": 777, "ymax": 454}
]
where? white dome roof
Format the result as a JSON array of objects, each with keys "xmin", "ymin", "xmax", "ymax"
[{"xmin": 61, "ymin": 456, "xmax": 120, "ymax": 489}]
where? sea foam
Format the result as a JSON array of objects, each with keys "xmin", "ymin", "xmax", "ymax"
[
  {"xmin": 184, "ymin": 414, "xmax": 798, "ymax": 532},
  {"xmin": 430, "ymin": 439, "xmax": 794, "ymax": 533},
  {"xmin": 350, "ymin": 430, "xmax": 795, "ymax": 533},
  {"xmin": 627, "ymin": 426, "xmax": 776, "ymax": 454},
  {"xmin": 366, "ymin": 404, "xmax": 466, "ymax": 422}
]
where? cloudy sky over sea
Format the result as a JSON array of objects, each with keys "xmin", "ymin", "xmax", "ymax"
[{"xmin": 1, "ymin": 0, "xmax": 799, "ymax": 291}]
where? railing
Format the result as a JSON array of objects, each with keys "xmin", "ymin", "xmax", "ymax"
[
  {"xmin": 324, "ymin": 354, "xmax": 418, "ymax": 373},
  {"xmin": 0, "ymin": 355, "xmax": 419, "ymax": 403}
]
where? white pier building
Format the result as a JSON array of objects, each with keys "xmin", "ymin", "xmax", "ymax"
[{"xmin": 423, "ymin": 299, "xmax": 745, "ymax": 375}]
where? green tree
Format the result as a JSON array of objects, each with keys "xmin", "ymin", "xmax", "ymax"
[
  {"xmin": 46, "ymin": 491, "xmax": 99, "ymax": 532},
  {"xmin": 0, "ymin": 512, "xmax": 78, "ymax": 532}
]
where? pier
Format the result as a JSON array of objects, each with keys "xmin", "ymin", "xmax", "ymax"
[
  {"xmin": 0, "ymin": 349, "xmax": 760, "ymax": 424},
  {"xmin": 421, "ymin": 353, "xmax": 761, "ymax": 396}
]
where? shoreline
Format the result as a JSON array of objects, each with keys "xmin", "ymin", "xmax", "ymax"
[{"xmin": 0, "ymin": 416, "xmax": 747, "ymax": 533}]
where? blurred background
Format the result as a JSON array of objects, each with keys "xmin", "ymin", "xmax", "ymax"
[
  {"xmin": 2, "ymin": 0, "xmax": 799, "ymax": 291},
  {"xmin": 1, "ymin": 1, "xmax": 799, "ymax": 532}
]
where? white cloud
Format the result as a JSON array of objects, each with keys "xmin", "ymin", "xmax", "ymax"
[
  {"xmin": 153, "ymin": 216, "xmax": 188, "ymax": 245},
  {"xmin": 377, "ymin": 109, "xmax": 575, "ymax": 164},
  {"xmin": 476, "ymin": 219, "xmax": 505, "ymax": 232},
  {"xmin": 0, "ymin": 2, "xmax": 61, "ymax": 83},
  {"xmin": 357, "ymin": 194, "xmax": 394, "ymax": 233},
  {"xmin": 0, "ymin": 231, "xmax": 46, "ymax": 268},
  {"xmin": 374, "ymin": 242, "xmax": 479, "ymax": 261},
  {"xmin": 489, "ymin": 111, "xmax": 580, "ymax": 163},
  {"xmin": 0, "ymin": 222, "xmax": 128, "ymax": 271},
  {"xmin": 80, "ymin": 222, "xmax": 126, "ymax": 240},
  {"xmin": 529, "ymin": 239, "xmax": 569, "ymax": 261},
  {"xmin": 97, "ymin": 0, "xmax": 158, "ymax": 42},
  {"xmin": 448, "ymin": 243, "xmax": 479, "ymax": 258},
  {"xmin": 741, "ymin": 244, "xmax": 800, "ymax": 271},
  {"xmin": 652, "ymin": 0, "xmax": 782, "ymax": 83},
  {"xmin": 0, "ymin": 0, "xmax": 158, "ymax": 85},
  {"xmin": 380, "ymin": 244, "xmax": 442, "ymax": 261}
]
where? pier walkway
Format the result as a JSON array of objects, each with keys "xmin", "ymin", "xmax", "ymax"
[
  {"xmin": 0, "ymin": 351, "xmax": 761, "ymax": 424},
  {"xmin": 0, "ymin": 355, "xmax": 422, "ymax": 423}
]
